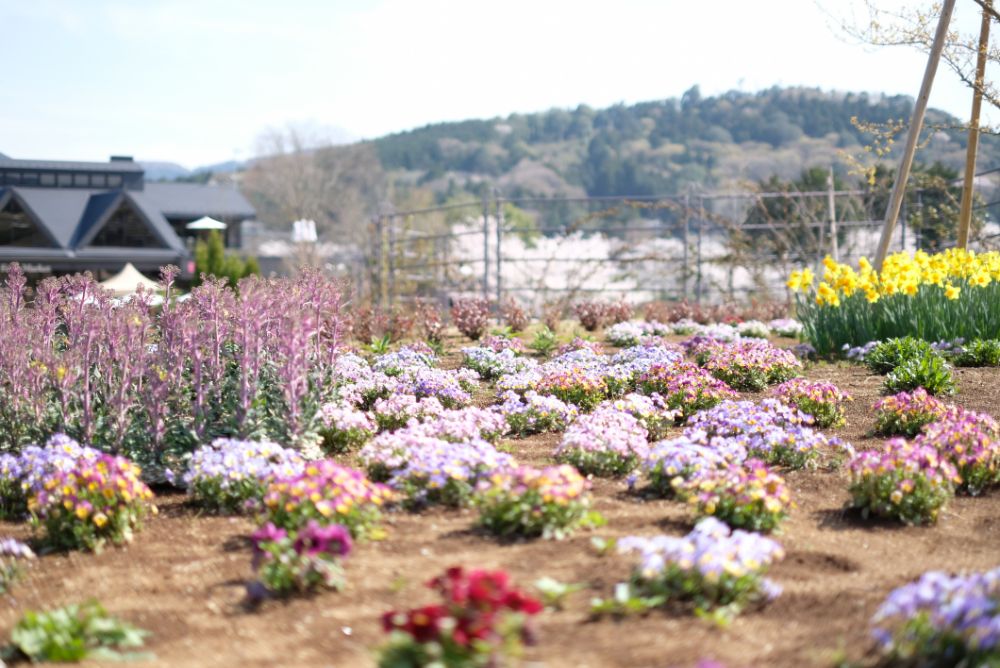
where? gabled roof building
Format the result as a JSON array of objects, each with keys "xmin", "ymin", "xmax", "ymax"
[{"xmin": 0, "ymin": 154, "xmax": 255, "ymax": 278}]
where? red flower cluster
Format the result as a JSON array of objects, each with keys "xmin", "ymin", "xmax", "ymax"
[{"xmin": 382, "ymin": 566, "xmax": 542, "ymax": 650}]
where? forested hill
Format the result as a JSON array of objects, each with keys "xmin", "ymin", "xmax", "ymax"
[{"xmin": 367, "ymin": 86, "xmax": 999, "ymax": 198}]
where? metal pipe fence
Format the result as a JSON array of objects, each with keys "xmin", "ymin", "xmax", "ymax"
[{"xmin": 365, "ymin": 185, "xmax": 996, "ymax": 310}]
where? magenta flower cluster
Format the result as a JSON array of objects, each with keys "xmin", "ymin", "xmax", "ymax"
[{"xmin": 249, "ymin": 520, "xmax": 353, "ymax": 599}]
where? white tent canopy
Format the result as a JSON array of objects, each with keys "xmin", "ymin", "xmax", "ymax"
[
  {"xmin": 99, "ymin": 263, "xmax": 161, "ymax": 297},
  {"xmin": 186, "ymin": 216, "xmax": 227, "ymax": 230}
]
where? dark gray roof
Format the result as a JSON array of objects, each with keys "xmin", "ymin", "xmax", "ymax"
[
  {"xmin": 71, "ymin": 191, "xmax": 119, "ymax": 247},
  {"xmin": 127, "ymin": 191, "xmax": 187, "ymax": 252},
  {"xmin": 5, "ymin": 187, "xmax": 185, "ymax": 253},
  {"xmin": 143, "ymin": 182, "xmax": 255, "ymax": 219},
  {"xmin": 14, "ymin": 187, "xmax": 96, "ymax": 247},
  {"xmin": 0, "ymin": 157, "xmax": 144, "ymax": 173}
]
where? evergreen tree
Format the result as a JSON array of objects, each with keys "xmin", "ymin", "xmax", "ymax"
[{"xmin": 193, "ymin": 230, "xmax": 260, "ymax": 287}]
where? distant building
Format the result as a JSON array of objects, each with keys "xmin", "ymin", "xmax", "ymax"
[{"xmin": 0, "ymin": 154, "xmax": 255, "ymax": 279}]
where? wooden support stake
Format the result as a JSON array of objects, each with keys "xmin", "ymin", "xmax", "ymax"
[
  {"xmin": 828, "ymin": 166, "xmax": 839, "ymax": 262},
  {"xmin": 958, "ymin": 0, "xmax": 992, "ymax": 249},
  {"xmin": 874, "ymin": 0, "xmax": 956, "ymax": 270}
]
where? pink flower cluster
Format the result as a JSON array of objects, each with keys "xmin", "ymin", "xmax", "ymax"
[
  {"xmin": 673, "ymin": 458, "xmax": 792, "ymax": 533},
  {"xmin": 554, "ymin": 408, "xmax": 649, "ymax": 476},
  {"xmin": 873, "ymin": 388, "xmax": 949, "ymax": 437},
  {"xmin": 637, "ymin": 362, "xmax": 738, "ymax": 421},
  {"xmin": 771, "ymin": 378, "xmax": 852, "ymax": 428},
  {"xmin": 847, "ymin": 439, "xmax": 960, "ymax": 525},
  {"xmin": 917, "ymin": 410, "xmax": 1000, "ymax": 495},
  {"xmin": 694, "ymin": 339, "xmax": 802, "ymax": 391}
]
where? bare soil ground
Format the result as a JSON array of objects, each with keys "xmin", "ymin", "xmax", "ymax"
[{"xmin": 1, "ymin": 339, "xmax": 998, "ymax": 668}]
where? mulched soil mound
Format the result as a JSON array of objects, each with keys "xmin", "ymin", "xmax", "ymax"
[{"xmin": 1, "ymin": 341, "xmax": 998, "ymax": 667}]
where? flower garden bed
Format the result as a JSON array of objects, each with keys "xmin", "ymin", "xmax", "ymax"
[{"xmin": 0, "ymin": 330, "xmax": 999, "ymax": 667}]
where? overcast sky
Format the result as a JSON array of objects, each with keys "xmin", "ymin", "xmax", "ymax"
[{"xmin": 1, "ymin": 0, "xmax": 996, "ymax": 168}]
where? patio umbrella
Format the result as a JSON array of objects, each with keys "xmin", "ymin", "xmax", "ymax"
[
  {"xmin": 99, "ymin": 263, "xmax": 161, "ymax": 297},
  {"xmin": 186, "ymin": 216, "xmax": 228, "ymax": 231}
]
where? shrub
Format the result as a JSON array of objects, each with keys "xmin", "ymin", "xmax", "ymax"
[
  {"xmin": 461, "ymin": 347, "xmax": 535, "ymax": 381},
  {"xmin": 0, "ymin": 435, "xmax": 101, "ymax": 520},
  {"xmin": 542, "ymin": 301, "xmax": 563, "ymax": 333},
  {"xmin": 686, "ymin": 398, "xmax": 811, "ymax": 436},
  {"xmin": 260, "ymin": 461, "xmax": 393, "ymax": 539},
  {"xmin": 9, "ymin": 600, "xmax": 148, "ymax": 663},
  {"xmin": 554, "ymin": 408, "xmax": 649, "ymax": 477},
  {"xmin": 480, "ymin": 333, "xmax": 526, "ymax": 354},
  {"xmin": 598, "ymin": 518, "xmax": 785, "ymax": 619},
  {"xmin": 919, "ymin": 412, "xmax": 1000, "ymax": 495},
  {"xmin": 316, "ymin": 404, "xmax": 376, "ymax": 453},
  {"xmin": 696, "ymin": 339, "xmax": 802, "ymax": 391},
  {"xmin": 605, "ymin": 298, "xmax": 633, "ymax": 325},
  {"xmin": 554, "ymin": 337, "xmax": 604, "ymax": 357},
  {"xmin": 536, "ymin": 367, "xmax": 608, "ymax": 411},
  {"xmin": 771, "ymin": 378, "xmax": 852, "ymax": 428},
  {"xmin": 736, "ymin": 320, "xmax": 771, "ymax": 339},
  {"xmin": 865, "ymin": 337, "xmax": 939, "ymax": 375},
  {"xmin": 378, "ymin": 567, "xmax": 542, "ymax": 668},
  {"xmin": 872, "ymin": 389, "xmax": 949, "ymax": 437},
  {"xmin": 501, "ymin": 298, "xmax": 530, "ymax": 333},
  {"xmin": 395, "ymin": 408, "xmax": 507, "ymax": 445},
  {"xmin": 641, "ymin": 436, "xmax": 742, "ymax": 498},
  {"xmin": 871, "ymin": 568, "xmax": 1000, "ymax": 666},
  {"xmin": 605, "ymin": 321, "xmax": 646, "ymax": 347},
  {"xmin": 194, "ymin": 229, "xmax": 259, "ymax": 287},
  {"xmin": 451, "ymin": 298, "xmax": 490, "ymax": 340},
  {"xmin": 573, "ymin": 301, "xmax": 610, "ymax": 331},
  {"xmin": 847, "ymin": 439, "xmax": 959, "ymax": 525},
  {"xmin": 497, "ymin": 391, "xmax": 578, "ymax": 436},
  {"xmin": 883, "ymin": 350, "xmax": 956, "ymax": 396},
  {"xmin": 637, "ymin": 363, "xmax": 738, "ymax": 421},
  {"xmin": 372, "ymin": 348, "xmax": 437, "ymax": 377},
  {"xmin": 372, "ymin": 395, "xmax": 445, "ymax": 432},
  {"xmin": 248, "ymin": 521, "xmax": 352, "ymax": 599},
  {"xmin": 473, "ymin": 465, "xmax": 598, "ymax": 539},
  {"xmin": 529, "ymin": 325, "xmax": 557, "ymax": 356},
  {"xmin": 953, "ymin": 338, "xmax": 1000, "ymax": 367},
  {"xmin": 390, "ymin": 367, "xmax": 476, "ymax": 409},
  {"xmin": 386, "ymin": 307, "xmax": 415, "ymax": 342},
  {"xmin": 673, "ymin": 459, "xmax": 792, "ymax": 533},
  {"xmin": 414, "ymin": 300, "xmax": 446, "ymax": 344},
  {"xmin": 361, "ymin": 434, "xmax": 513, "ymax": 508},
  {"xmin": 768, "ymin": 318, "xmax": 803, "ymax": 338},
  {"xmin": 596, "ymin": 393, "xmax": 679, "ymax": 441},
  {"xmin": 179, "ymin": 438, "xmax": 304, "ymax": 513},
  {"xmin": 352, "ymin": 305, "xmax": 390, "ymax": 344},
  {"xmin": 30, "ymin": 454, "xmax": 155, "ymax": 552}
]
